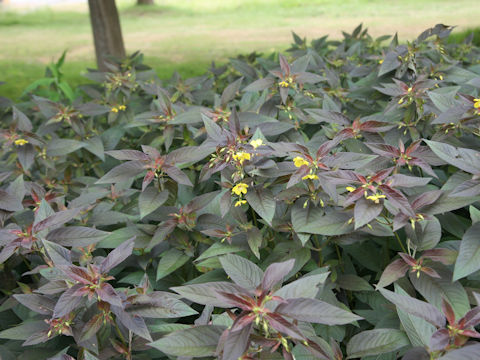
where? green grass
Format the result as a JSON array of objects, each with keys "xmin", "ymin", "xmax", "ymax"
[
  {"xmin": 447, "ymin": 27, "xmax": 480, "ymax": 45},
  {"xmin": 0, "ymin": 0, "xmax": 478, "ymax": 100}
]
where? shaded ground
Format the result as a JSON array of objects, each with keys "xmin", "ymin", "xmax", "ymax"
[{"xmin": 0, "ymin": 0, "xmax": 478, "ymax": 99}]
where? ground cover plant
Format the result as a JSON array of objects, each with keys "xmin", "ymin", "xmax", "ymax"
[
  {"xmin": 1, "ymin": 0, "xmax": 480, "ymax": 99},
  {"xmin": 1, "ymin": 24, "xmax": 480, "ymax": 360}
]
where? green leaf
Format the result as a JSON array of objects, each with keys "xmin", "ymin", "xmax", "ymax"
[
  {"xmin": 346, "ymin": 329, "xmax": 409, "ymax": 358},
  {"xmin": 453, "ymin": 222, "xmax": 480, "ymax": 281},
  {"xmin": 423, "ymin": 192, "xmax": 480, "ymax": 215},
  {"xmin": 378, "ymin": 51, "xmax": 401, "ymax": 76},
  {"xmin": 58, "ymin": 81, "xmax": 76, "ymax": 102},
  {"xmin": 336, "ymin": 274, "xmax": 373, "ymax": 291},
  {"xmin": 84, "ymin": 136, "xmax": 105, "ymax": 161},
  {"xmin": 246, "ymin": 227, "xmax": 262, "ymax": 258},
  {"xmin": 139, "ymin": 187, "xmax": 168, "ymax": 219},
  {"xmin": 148, "ymin": 325, "xmax": 225, "ymax": 357},
  {"xmin": 405, "ymin": 217, "xmax": 441, "ymax": 251},
  {"xmin": 394, "ymin": 284, "xmax": 436, "ymax": 347},
  {"xmin": 0, "ymin": 320, "xmax": 48, "ymax": 340},
  {"xmin": 195, "ymin": 243, "xmax": 243, "ymax": 263},
  {"xmin": 245, "ymin": 186, "xmax": 276, "ymax": 225},
  {"xmin": 7, "ymin": 175, "xmax": 25, "ymax": 202},
  {"xmin": 156, "ymin": 248, "xmax": 190, "ymax": 280},
  {"xmin": 412, "ymin": 265, "xmax": 470, "ymax": 320},
  {"xmin": 273, "ymin": 272, "xmax": 329, "ymax": 300},
  {"xmin": 96, "ymin": 161, "xmax": 145, "ymax": 184},
  {"xmin": 0, "ymin": 189, "xmax": 23, "ymax": 212},
  {"xmin": 425, "ymin": 140, "xmax": 480, "ymax": 175},
  {"xmin": 292, "ymin": 204, "xmax": 353, "ymax": 236},
  {"xmin": 427, "ymin": 86, "xmax": 460, "ymax": 112},
  {"xmin": 46, "ymin": 139, "xmax": 86, "ymax": 156},
  {"xmin": 470, "ymin": 206, "xmax": 480, "ymax": 224},
  {"xmin": 219, "ymin": 253, "xmax": 263, "ymax": 290},
  {"xmin": 378, "ymin": 288, "xmax": 445, "ymax": 328}
]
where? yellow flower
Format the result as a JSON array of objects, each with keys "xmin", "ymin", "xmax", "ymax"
[
  {"xmin": 366, "ymin": 194, "xmax": 386, "ymax": 204},
  {"xmin": 293, "ymin": 156, "xmax": 309, "ymax": 168},
  {"xmin": 111, "ymin": 107, "xmax": 119, "ymax": 113},
  {"xmin": 232, "ymin": 151, "xmax": 251, "ymax": 165},
  {"xmin": 234, "ymin": 199, "xmax": 247, "ymax": 207},
  {"xmin": 14, "ymin": 139, "xmax": 28, "ymax": 146},
  {"xmin": 232, "ymin": 183, "xmax": 248, "ymax": 196},
  {"xmin": 378, "ymin": 59, "xmax": 384, "ymax": 64},
  {"xmin": 118, "ymin": 105, "xmax": 126, "ymax": 111},
  {"xmin": 250, "ymin": 139, "xmax": 264, "ymax": 149},
  {"xmin": 346, "ymin": 186, "xmax": 356, "ymax": 192},
  {"xmin": 302, "ymin": 174, "xmax": 319, "ymax": 180},
  {"xmin": 279, "ymin": 80, "xmax": 289, "ymax": 88},
  {"xmin": 474, "ymin": 98, "xmax": 480, "ymax": 109}
]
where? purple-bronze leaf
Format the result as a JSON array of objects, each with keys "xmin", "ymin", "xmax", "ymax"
[
  {"xmin": 220, "ymin": 323, "xmax": 252, "ymax": 360},
  {"xmin": 379, "ymin": 288, "xmax": 446, "ymax": 328},
  {"xmin": 261, "ymin": 258, "xmax": 295, "ymax": 291},
  {"xmin": 171, "ymin": 282, "xmax": 248, "ymax": 308},
  {"xmin": 112, "ymin": 306, "xmax": 152, "ymax": 341},
  {"xmin": 96, "ymin": 283, "xmax": 123, "ymax": 308},
  {"xmin": 461, "ymin": 306, "xmax": 480, "ymax": 328},
  {"xmin": 53, "ymin": 284, "xmax": 86, "ymax": 318},
  {"xmin": 276, "ymin": 298, "xmax": 362, "ymax": 325},
  {"xmin": 100, "ymin": 237, "xmax": 135, "ymax": 273},
  {"xmin": 430, "ymin": 328, "xmax": 450, "ymax": 351},
  {"xmin": 13, "ymin": 294, "xmax": 55, "ymax": 315},
  {"xmin": 376, "ymin": 258, "xmax": 410, "ymax": 288}
]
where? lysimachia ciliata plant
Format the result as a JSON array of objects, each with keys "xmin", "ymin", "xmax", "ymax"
[{"xmin": 1, "ymin": 24, "xmax": 480, "ymax": 359}]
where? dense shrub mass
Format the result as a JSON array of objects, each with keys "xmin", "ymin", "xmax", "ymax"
[{"xmin": 1, "ymin": 24, "xmax": 480, "ymax": 360}]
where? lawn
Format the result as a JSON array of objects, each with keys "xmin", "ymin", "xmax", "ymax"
[{"xmin": 0, "ymin": 0, "xmax": 478, "ymax": 99}]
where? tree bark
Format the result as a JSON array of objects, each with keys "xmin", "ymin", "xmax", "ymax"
[
  {"xmin": 88, "ymin": 0, "xmax": 126, "ymax": 71},
  {"xmin": 137, "ymin": 0, "xmax": 154, "ymax": 4}
]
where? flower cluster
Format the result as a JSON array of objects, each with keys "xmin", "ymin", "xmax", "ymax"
[{"xmin": 232, "ymin": 182, "xmax": 248, "ymax": 207}]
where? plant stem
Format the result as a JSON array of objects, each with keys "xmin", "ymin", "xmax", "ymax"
[
  {"xmin": 394, "ymin": 231, "xmax": 407, "ymax": 253},
  {"xmin": 114, "ymin": 319, "xmax": 127, "ymax": 345},
  {"xmin": 313, "ymin": 234, "xmax": 323, "ymax": 266},
  {"xmin": 335, "ymin": 243, "xmax": 344, "ymax": 271},
  {"xmin": 251, "ymin": 207, "xmax": 258, "ymax": 228}
]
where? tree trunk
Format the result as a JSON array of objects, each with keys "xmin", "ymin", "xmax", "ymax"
[
  {"xmin": 88, "ymin": 0, "xmax": 126, "ymax": 71},
  {"xmin": 137, "ymin": 0, "xmax": 154, "ymax": 4}
]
